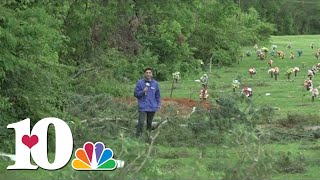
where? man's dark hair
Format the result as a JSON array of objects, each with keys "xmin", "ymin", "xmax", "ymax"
[{"xmin": 144, "ymin": 67, "xmax": 152, "ymax": 72}]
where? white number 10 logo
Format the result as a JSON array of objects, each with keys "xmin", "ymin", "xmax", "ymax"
[{"xmin": 7, "ymin": 118, "xmax": 73, "ymax": 170}]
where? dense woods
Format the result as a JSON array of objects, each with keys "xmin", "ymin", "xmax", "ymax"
[
  {"xmin": 238, "ymin": 0, "xmax": 320, "ymax": 35},
  {"xmin": 0, "ymin": 0, "xmax": 277, "ymax": 123}
]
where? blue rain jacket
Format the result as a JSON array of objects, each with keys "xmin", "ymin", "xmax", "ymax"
[{"xmin": 134, "ymin": 79, "xmax": 161, "ymax": 112}]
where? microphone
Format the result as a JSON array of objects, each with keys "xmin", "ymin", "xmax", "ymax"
[{"xmin": 145, "ymin": 82, "xmax": 150, "ymax": 95}]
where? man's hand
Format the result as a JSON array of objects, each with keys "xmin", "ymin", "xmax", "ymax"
[{"xmin": 143, "ymin": 87, "xmax": 148, "ymax": 92}]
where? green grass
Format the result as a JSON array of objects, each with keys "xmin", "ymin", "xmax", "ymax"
[
  {"xmin": 154, "ymin": 141, "xmax": 320, "ymax": 179},
  {"xmin": 160, "ymin": 35, "xmax": 320, "ymax": 119},
  {"xmin": 269, "ymin": 141, "xmax": 320, "ymax": 180},
  {"xmin": 155, "ymin": 34, "xmax": 320, "ymax": 179}
]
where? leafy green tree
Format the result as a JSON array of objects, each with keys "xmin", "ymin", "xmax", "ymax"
[
  {"xmin": 0, "ymin": 6, "xmax": 70, "ymax": 122},
  {"xmin": 239, "ymin": 0, "xmax": 320, "ymax": 35}
]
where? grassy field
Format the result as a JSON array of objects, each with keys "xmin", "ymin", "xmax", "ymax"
[
  {"xmin": 157, "ymin": 34, "xmax": 320, "ymax": 179},
  {"xmin": 2, "ymin": 35, "xmax": 320, "ymax": 179},
  {"xmin": 161, "ymin": 35, "xmax": 320, "ymax": 119}
]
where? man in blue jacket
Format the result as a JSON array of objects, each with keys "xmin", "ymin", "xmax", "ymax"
[{"xmin": 134, "ymin": 67, "xmax": 161, "ymax": 138}]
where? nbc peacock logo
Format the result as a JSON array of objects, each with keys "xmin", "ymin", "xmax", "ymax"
[{"xmin": 72, "ymin": 142, "xmax": 117, "ymax": 170}]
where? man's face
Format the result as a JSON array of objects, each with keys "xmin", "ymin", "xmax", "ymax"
[{"xmin": 144, "ymin": 70, "xmax": 152, "ymax": 80}]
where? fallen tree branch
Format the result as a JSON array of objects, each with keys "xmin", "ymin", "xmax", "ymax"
[
  {"xmin": 134, "ymin": 130, "xmax": 160, "ymax": 173},
  {"xmin": 119, "ymin": 154, "xmax": 141, "ymax": 177},
  {"xmin": 72, "ymin": 68, "xmax": 95, "ymax": 79},
  {"xmin": 119, "ymin": 126, "xmax": 135, "ymax": 134},
  {"xmin": 274, "ymin": 130, "xmax": 311, "ymax": 138},
  {"xmin": 80, "ymin": 117, "xmax": 162, "ymax": 124}
]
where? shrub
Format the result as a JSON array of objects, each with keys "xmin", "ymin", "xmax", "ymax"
[
  {"xmin": 156, "ymin": 120, "xmax": 194, "ymax": 147},
  {"xmin": 251, "ymin": 105, "xmax": 275, "ymax": 124}
]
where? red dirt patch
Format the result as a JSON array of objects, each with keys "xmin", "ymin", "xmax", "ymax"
[
  {"xmin": 113, "ymin": 97, "xmax": 211, "ymax": 116},
  {"xmin": 162, "ymin": 98, "xmax": 211, "ymax": 109},
  {"xmin": 160, "ymin": 98, "xmax": 211, "ymax": 116}
]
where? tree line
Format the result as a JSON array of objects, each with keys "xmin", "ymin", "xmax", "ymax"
[
  {"xmin": 0, "ymin": 0, "xmax": 273, "ymax": 128},
  {"xmin": 238, "ymin": 0, "xmax": 320, "ymax": 35}
]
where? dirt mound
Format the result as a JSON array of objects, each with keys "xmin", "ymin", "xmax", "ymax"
[
  {"xmin": 113, "ymin": 97, "xmax": 211, "ymax": 116},
  {"xmin": 163, "ymin": 97, "xmax": 209, "ymax": 109},
  {"xmin": 162, "ymin": 98, "xmax": 197, "ymax": 108}
]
